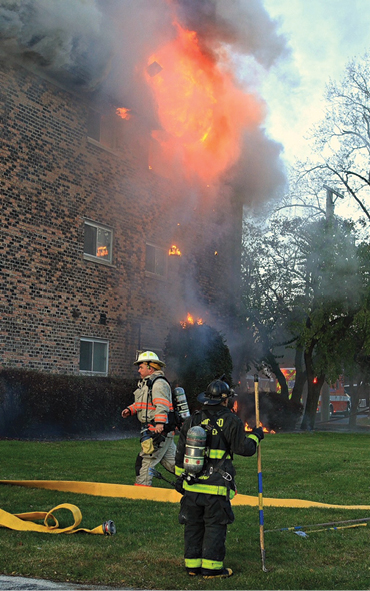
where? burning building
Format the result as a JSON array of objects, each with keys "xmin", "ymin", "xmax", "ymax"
[{"xmin": 0, "ymin": 0, "xmax": 287, "ymax": 378}]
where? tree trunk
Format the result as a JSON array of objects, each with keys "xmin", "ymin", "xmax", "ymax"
[
  {"xmin": 291, "ymin": 345, "xmax": 306, "ymax": 405},
  {"xmin": 265, "ymin": 352, "xmax": 290, "ymax": 399},
  {"xmin": 300, "ymin": 347, "xmax": 325, "ymax": 430},
  {"xmin": 348, "ymin": 377, "xmax": 359, "ymax": 429}
]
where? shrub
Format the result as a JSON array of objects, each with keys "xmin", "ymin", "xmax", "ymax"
[
  {"xmin": 0, "ymin": 368, "xmax": 137, "ymax": 439},
  {"xmin": 164, "ymin": 322, "xmax": 233, "ymax": 411}
]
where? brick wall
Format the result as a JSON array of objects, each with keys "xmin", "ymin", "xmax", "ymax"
[{"xmin": 0, "ymin": 61, "xmax": 242, "ymax": 378}]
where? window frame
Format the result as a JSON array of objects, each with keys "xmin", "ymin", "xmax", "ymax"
[
  {"xmin": 79, "ymin": 337, "xmax": 109, "ymax": 376},
  {"xmin": 83, "ymin": 219, "xmax": 114, "ymax": 266},
  {"xmin": 86, "ymin": 108, "xmax": 122, "ymax": 153},
  {"xmin": 145, "ymin": 242, "xmax": 168, "ymax": 279}
]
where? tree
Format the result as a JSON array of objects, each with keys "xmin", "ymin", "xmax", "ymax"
[
  {"xmin": 240, "ymin": 215, "xmax": 307, "ymax": 400},
  {"xmin": 305, "ymin": 52, "xmax": 370, "ymax": 225},
  {"xmin": 164, "ymin": 322, "xmax": 233, "ymax": 410},
  {"xmin": 241, "ymin": 209, "xmax": 365, "ymax": 429}
]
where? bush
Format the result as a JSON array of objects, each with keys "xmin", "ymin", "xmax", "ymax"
[
  {"xmin": 236, "ymin": 391, "xmax": 303, "ymax": 432},
  {"xmin": 164, "ymin": 322, "xmax": 233, "ymax": 411},
  {"xmin": 0, "ymin": 368, "xmax": 138, "ymax": 439}
]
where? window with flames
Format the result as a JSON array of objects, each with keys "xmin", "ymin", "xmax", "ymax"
[{"xmin": 84, "ymin": 220, "xmax": 113, "ymax": 264}]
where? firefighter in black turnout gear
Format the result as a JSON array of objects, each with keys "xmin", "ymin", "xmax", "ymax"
[{"xmin": 175, "ymin": 379, "xmax": 264, "ymax": 579}]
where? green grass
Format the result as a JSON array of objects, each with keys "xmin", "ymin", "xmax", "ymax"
[{"xmin": 0, "ymin": 432, "xmax": 370, "ymax": 589}]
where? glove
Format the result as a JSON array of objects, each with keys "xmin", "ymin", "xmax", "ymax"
[
  {"xmin": 174, "ymin": 477, "xmax": 185, "ymax": 495},
  {"xmin": 251, "ymin": 426, "xmax": 264, "ymax": 442},
  {"xmin": 152, "ymin": 432, "xmax": 166, "ymax": 450}
]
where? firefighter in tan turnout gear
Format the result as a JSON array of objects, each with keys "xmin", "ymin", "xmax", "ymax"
[
  {"xmin": 121, "ymin": 351, "xmax": 176, "ymax": 486},
  {"xmin": 175, "ymin": 379, "xmax": 264, "ymax": 579}
]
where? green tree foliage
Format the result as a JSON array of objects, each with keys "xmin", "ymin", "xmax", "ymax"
[
  {"xmin": 164, "ymin": 322, "xmax": 233, "ymax": 410},
  {"xmin": 241, "ymin": 210, "xmax": 369, "ymax": 429}
]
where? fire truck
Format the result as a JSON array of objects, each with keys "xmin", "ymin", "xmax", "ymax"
[
  {"xmin": 277, "ymin": 369, "xmax": 351, "ymax": 417},
  {"xmin": 317, "ymin": 377, "xmax": 351, "ymax": 417}
]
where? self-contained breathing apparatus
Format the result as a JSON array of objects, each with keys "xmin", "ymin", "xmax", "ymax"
[
  {"xmin": 178, "ymin": 377, "xmax": 236, "ymax": 488},
  {"xmin": 180, "ymin": 411, "xmax": 233, "ymax": 486},
  {"xmin": 140, "ymin": 378, "xmax": 191, "ymax": 454}
]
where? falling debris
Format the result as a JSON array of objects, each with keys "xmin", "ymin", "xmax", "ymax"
[{"xmin": 147, "ymin": 60, "xmax": 163, "ymax": 77}]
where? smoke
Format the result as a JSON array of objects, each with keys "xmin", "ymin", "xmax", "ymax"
[
  {"xmin": 0, "ymin": 1, "xmax": 289, "ymax": 186},
  {"xmin": 0, "ymin": 0, "xmax": 113, "ymax": 88}
]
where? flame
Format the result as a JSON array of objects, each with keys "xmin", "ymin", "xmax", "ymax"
[
  {"xmin": 146, "ymin": 20, "xmax": 263, "ymax": 182},
  {"xmin": 169, "ymin": 244, "xmax": 182, "ymax": 256},
  {"xmin": 245, "ymin": 421, "xmax": 276, "ymax": 434},
  {"xmin": 180, "ymin": 313, "xmax": 203, "ymax": 328},
  {"xmin": 97, "ymin": 246, "xmax": 108, "ymax": 257},
  {"xmin": 116, "ymin": 107, "xmax": 131, "ymax": 120}
]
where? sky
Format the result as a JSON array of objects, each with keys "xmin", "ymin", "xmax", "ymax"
[{"xmin": 259, "ymin": 0, "xmax": 370, "ymax": 164}]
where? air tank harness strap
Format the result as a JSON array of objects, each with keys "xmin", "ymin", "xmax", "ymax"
[
  {"xmin": 202, "ymin": 410, "xmax": 233, "ymax": 483},
  {"xmin": 0, "ymin": 503, "xmax": 115, "ymax": 535}
]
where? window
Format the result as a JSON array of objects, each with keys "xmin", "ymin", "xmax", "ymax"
[
  {"xmin": 80, "ymin": 338, "xmax": 109, "ymax": 375},
  {"xmin": 84, "ymin": 220, "xmax": 113, "ymax": 264},
  {"xmin": 145, "ymin": 243, "xmax": 167, "ymax": 278},
  {"xmin": 87, "ymin": 109, "xmax": 121, "ymax": 150}
]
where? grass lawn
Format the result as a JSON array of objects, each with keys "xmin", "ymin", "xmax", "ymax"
[{"xmin": 0, "ymin": 432, "xmax": 370, "ymax": 590}]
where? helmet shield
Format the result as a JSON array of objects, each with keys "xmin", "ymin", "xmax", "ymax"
[{"xmin": 197, "ymin": 379, "xmax": 230, "ymax": 405}]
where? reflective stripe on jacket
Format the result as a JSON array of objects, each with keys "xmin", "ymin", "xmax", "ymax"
[
  {"xmin": 175, "ymin": 404, "xmax": 258, "ymax": 497},
  {"xmin": 128, "ymin": 371, "xmax": 173, "ymax": 430}
]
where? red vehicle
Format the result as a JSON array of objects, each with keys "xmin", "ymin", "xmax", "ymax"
[{"xmin": 317, "ymin": 378, "xmax": 351, "ymax": 417}]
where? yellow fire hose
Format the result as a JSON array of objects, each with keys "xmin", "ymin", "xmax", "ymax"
[
  {"xmin": 0, "ymin": 502, "xmax": 115, "ymax": 535},
  {"xmin": 1, "ymin": 480, "xmax": 370, "ymax": 510}
]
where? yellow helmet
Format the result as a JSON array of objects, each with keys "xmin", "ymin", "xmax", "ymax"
[{"xmin": 133, "ymin": 351, "xmax": 166, "ymax": 367}]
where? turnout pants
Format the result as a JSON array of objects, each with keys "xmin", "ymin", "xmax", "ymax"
[
  {"xmin": 178, "ymin": 491, "xmax": 235, "ymax": 572},
  {"xmin": 135, "ymin": 435, "xmax": 176, "ymax": 486}
]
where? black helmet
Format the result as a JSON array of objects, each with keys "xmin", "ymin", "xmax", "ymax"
[{"xmin": 197, "ymin": 380, "xmax": 230, "ymax": 406}]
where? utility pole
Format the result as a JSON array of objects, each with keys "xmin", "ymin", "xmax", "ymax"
[
  {"xmin": 323, "ymin": 184, "xmax": 344, "ymax": 221},
  {"xmin": 320, "ymin": 185, "xmax": 345, "ymax": 422}
]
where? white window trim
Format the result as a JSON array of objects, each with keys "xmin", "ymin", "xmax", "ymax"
[
  {"xmin": 83, "ymin": 219, "xmax": 114, "ymax": 266},
  {"xmin": 79, "ymin": 337, "xmax": 109, "ymax": 376}
]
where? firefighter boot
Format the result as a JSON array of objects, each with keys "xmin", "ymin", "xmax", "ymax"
[{"xmin": 202, "ymin": 567, "xmax": 233, "ymax": 579}]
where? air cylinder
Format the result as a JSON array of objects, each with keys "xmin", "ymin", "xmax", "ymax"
[
  {"xmin": 173, "ymin": 387, "xmax": 190, "ymax": 421},
  {"xmin": 184, "ymin": 426, "xmax": 207, "ymax": 475}
]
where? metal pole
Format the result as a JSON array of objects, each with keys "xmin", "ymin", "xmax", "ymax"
[
  {"xmin": 254, "ymin": 374, "xmax": 267, "ymax": 572},
  {"xmin": 265, "ymin": 516, "xmax": 370, "ymax": 533}
]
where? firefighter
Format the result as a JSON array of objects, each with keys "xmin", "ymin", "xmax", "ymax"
[
  {"xmin": 121, "ymin": 351, "xmax": 176, "ymax": 486},
  {"xmin": 175, "ymin": 379, "xmax": 264, "ymax": 579}
]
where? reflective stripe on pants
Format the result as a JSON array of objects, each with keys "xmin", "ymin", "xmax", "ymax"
[{"xmin": 179, "ymin": 491, "xmax": 234, "ymax": 570}]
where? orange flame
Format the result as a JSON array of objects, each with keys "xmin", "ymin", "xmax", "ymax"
[
  {"xmin": 116, "ymin": 107, "xmax": 131, "ymax": 120},
  {"xmin": 97, "ymin": 246, "xmax": 109, "ymax": 257},
  {"xmin": 245, "ymin": 421, "xmax": 276, "ymax": 434},
  {"xmin": 180, "ymin": 313, "xmax": 203, "ymax": 328},
  {"xmin": 169, "ymin": 244, "xmax": 182, "ymax": 256},
  {"xmin": 146, "ymin": 20, "xmax": 263, "ymax": 182}
]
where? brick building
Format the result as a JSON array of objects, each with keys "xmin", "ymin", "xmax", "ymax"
[{"xmin": 1, "ymin": 60, "xmax": 243, "ymax": 378}]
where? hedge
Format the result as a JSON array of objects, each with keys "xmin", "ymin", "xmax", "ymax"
[{"xmin": 0, "ymin": 368, "xmax": 138, "ymax": 439}]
